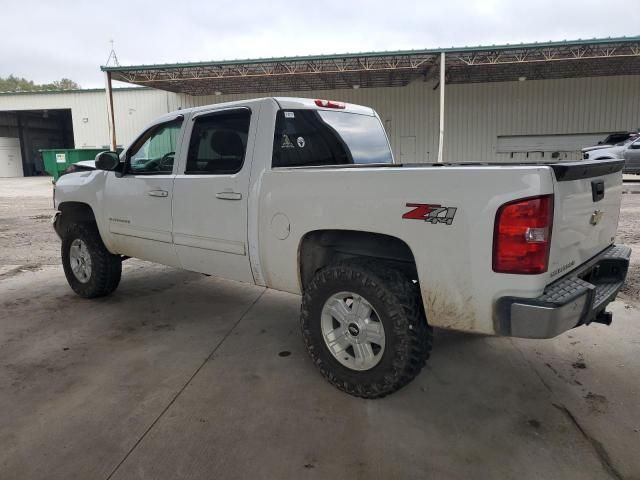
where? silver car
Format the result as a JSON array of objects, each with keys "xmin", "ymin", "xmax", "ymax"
[{"xmin": 583, "ymin": 136, "xmax": 640, "ymax": 174}]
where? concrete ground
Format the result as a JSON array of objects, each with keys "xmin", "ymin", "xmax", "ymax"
[{"xmin": 1, "ymin": 176, "xmax": 639, "ymax": 480}]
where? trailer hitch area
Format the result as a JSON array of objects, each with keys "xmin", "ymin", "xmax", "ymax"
[{"xmin": 592, "ymin": 310, "xmax": 613, "ymax": 326}]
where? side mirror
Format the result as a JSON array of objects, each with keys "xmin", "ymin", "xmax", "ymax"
[{"xmin": 95, "ymin": 151, "xmax": 120, "ymax": 171}]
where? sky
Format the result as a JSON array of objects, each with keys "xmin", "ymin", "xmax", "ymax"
[{"xmin": 2, "ymin": 0, "xmax": 638, "ymax": 88}]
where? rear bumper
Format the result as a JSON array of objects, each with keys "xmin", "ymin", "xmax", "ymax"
[{"xmin": 495, "ymin": 244, "xmax": 631, "ymax": 339}]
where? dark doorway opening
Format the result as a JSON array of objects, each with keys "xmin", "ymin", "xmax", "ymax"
[{"xmin": 0, "ymin": 109, "xmax": 74, "ymax": 176}]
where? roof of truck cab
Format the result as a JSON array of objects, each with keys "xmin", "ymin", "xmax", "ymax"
[{"xmin": 172, "ymin": 97, "xmax": 374, "ymax": 117}]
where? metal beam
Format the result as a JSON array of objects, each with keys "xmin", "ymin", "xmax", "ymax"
[
  {"xmin": 437, "ymin": 52, "xmax": 445, "ymax": 163},
  {"xmin": 16, "ymin": 112, "xmax": 29, "ymax": 176},
  {"xmin": 104, "ymin": 71, "xmax": 117, "ymax": 151}
]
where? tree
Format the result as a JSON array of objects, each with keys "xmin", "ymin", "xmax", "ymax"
[
  {"xmin": 51, "ymin": 78, "xmax": 80, "ymax": 90},
  {"xmin": 0, "ymin": 75, "xmax": 80, "ymax": 92}
]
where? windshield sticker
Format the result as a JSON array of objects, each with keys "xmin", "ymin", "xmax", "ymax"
[
  {"xmin": 403, "ymin": 203, "xmax": 457, "ymax": 225},
  {"xmin": 284, "ymin": 111, "xmax": 295, "ymax": 118},
  {"xmin": 297, "ymin": 136, "xmax": 306, "ymax": 148},
  {"xmin": 281, "ymin": 134, "xmax": 295, "ymax": 149}
]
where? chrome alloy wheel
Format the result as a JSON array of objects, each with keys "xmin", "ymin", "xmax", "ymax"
[
  {"xmin": 320, "ymin": 291, "xmax": 385, "ymax": 371},
  {"xmin": 69, "ymin": 238, "xmax": 92, "ymax": 283}
]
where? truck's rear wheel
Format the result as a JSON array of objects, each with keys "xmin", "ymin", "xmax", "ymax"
[
  {"xmin": 301, "ymin": 260, "xmax": 432, "ymax": 398},
  {"xmin": 61, "ymin": 223, "xmax": 122, "ymax": 298}
]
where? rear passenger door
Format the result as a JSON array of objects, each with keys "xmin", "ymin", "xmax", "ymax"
[{"xmin": 172, "ymin": 107, "xmax": 256, "ymax": 283}]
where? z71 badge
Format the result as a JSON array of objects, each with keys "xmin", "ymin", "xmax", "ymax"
[{"xmin": 402, "ymin": 203, "xmax": 457, "ymax": 225}]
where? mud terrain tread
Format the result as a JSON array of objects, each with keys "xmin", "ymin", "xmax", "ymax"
[
  {"xmin": 301, "ymin": 259, "xmax": 432, "ymax": 398},
  {"xmin": 61, "ymin": 223, "xmax": 121, "ymax": 298}
]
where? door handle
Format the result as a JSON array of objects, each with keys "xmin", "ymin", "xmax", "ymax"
[
  {"xmin": 215, "ymin": 192, "xmax": 242, "ymax": 200},
  {"xmin": 147, "ymin": 189, "xmax": 169, "ymax": 197}
]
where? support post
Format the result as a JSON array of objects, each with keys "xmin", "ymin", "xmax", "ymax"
[
  {"xmin": 437, "ymin": 51, "xmax": 445, "ymax": 163},
  {"xmin": 16, "ymin": 112, "xmax": 28, "ymax": 176},
  {"xmin": 104, "ymin": 71, "xmax": 117, "ymax": 151}
]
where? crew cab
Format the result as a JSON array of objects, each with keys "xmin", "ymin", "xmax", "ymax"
[{"xmin": 52, "ymin": 97, "xmax": 630, "ymax": 398}]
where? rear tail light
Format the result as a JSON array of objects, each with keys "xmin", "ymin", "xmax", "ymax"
[
  {"xmin": 314, "ymin": 99, "xmax": 346, "ymax": 109},
  {"xmin": 493, "ymin": 195, "xmax": 554, "ymax": 274}
]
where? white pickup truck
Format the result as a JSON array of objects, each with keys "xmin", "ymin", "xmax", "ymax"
[{"xmin": 53, "ymin": 97, "xmax": 630, "ymax": 398}]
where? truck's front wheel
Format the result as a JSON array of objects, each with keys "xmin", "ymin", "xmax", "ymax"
[
  {"xmin": 61, "ymin": 223, "xmax": 122, "ymax": 298},
  {"xmin": 301, "ymin": 261, "xmax": 432, "ymax": 398}
]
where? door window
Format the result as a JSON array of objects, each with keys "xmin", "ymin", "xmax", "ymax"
[
  {"xmin": 127, "ymin": 118, "xmax": 183, "ymax": 174},
  {"xmin": 186, "ymin": 109, "xmax": 251, "ymax": 175}
]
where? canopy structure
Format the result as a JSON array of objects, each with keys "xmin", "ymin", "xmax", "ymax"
[
  {"xmin": 102, "ymin": 36, "xmax": 640, "ymax": 96},
  {"xmin": 101, "ymin": 36, "xmax": 640, "ymax": 158}
]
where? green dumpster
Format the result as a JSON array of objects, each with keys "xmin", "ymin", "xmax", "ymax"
[{"xmin": 41, "ymin": 148, "xmax": 107, "ymax": 182}]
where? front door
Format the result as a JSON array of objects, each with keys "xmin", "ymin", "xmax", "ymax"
[
  {"xmin": 103, "ymin": 117, "xmax": 184, "ymax": 266},
  {"xmin": 171, "ymin": 107, "xmax": 256, "ymax": 283}
]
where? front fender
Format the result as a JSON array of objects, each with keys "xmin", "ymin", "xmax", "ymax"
[{"xmin": 54, "ymin": 170, "xmax": 116, "ymax": 253}]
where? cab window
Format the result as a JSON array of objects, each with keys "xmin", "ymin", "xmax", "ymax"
[
  {"xmin": 127, "ymin": 118, "xmax": 183, "ymax": 174},
  {"xmin": 272, "ymin": 109, "xmax": 393, "ymax": 168},
  {"xmin": 186, "ymin": 109, "xmax": 251, "ymax": 175}
]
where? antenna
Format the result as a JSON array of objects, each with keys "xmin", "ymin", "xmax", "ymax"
[{"xmin": 105, "ymin": 40, "xmax": 120, "ymax": 67}]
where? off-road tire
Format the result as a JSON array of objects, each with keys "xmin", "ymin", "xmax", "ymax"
[
  {"xmin": 301, "ymin": 260, "xmax": 433, "ymax": 398},
  {"xmin": 61, "ymin": 223, "xmax": 122, "ymax": 298}
]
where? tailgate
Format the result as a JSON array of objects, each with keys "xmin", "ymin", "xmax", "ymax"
[{"xmin": 547, "ymin": 159, "xmax": 624, "ymax": 279}]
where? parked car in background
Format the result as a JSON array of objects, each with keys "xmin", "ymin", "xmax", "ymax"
[
  {"xmin": 599, "ymin": 132, "xmax": 637, "ymax": 146},
  {"xmin": 582, "ymin": 131, "xmax": 638, "ymax": 155},
  {"xmin": 583, "ymin": 135, "xmax": 640, "ymax": 174},
  {"xmin": 582, "ymin": 132, "xmax": 637, "ymax": 162}
]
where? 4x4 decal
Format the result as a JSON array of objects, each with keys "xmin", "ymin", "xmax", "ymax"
[{"xmin": 403, "ymin": 203, "xmax": 457, "ymax": 225}]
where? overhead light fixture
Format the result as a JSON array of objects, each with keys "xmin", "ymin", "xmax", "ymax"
[
  {"xmin": 518, "ymin": 76, "xmax": 527, "ymax": 82},
  {"xmin": 352, "ymin": 84, "xmax": 360, "ymax": 89}
]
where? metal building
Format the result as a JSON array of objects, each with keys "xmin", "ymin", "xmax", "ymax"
[{"xmin": 1, "ymin": 36, "xmax": 639, "ymax": 176}]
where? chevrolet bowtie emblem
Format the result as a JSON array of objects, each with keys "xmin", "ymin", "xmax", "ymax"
[{"xmin": 590, "ymin": 210, "xmax": 604, "ymax": 225}]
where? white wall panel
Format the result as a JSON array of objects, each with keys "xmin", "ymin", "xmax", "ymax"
[
  {"xmin": 175, "ymin": 75, "xmax": 639, "ymax": 163},
  {"xmin": 0, "ymin": 88, "xmax": 171, "ymax": 148},
  {"xmin": 1, "ymin": 74, "xmax": 638, "ymax": 162}
]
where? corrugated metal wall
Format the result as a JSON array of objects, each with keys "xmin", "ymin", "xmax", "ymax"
[
  {"xmin": 0, "ymin": 88, "xmax": 171, "ymax": 148},
  {"xmin": 174, "ymin": 75, "xmax": 640, "ymax": 163},
  {"xmin": 1, "ymin": 75, "xmax": 638, "ymax": 161}
]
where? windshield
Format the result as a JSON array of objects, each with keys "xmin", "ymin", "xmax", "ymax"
[{"xmin": 617, "ymin": 136, "xmax": 638, "ymax": 146}]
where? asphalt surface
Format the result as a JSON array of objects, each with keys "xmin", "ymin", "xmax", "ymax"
[{"xmin": 1, "ymin": 177, "xmax": 639, "ymax": 480}]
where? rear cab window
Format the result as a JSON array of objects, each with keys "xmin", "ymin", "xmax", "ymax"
[{"xmin": 272, "ymin": 109, "xmax": 393, "ymax": 168}]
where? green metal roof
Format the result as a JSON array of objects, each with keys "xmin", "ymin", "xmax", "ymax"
[
  {"xmin": 102, "ymin": 35, "xmax": 640, "ymax": 72},
  {"xmin": 101, "ymin": 36, "xmax": 640, "ymax": 95}
]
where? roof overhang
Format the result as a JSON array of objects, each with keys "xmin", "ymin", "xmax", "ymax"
[{"xmin": 102, "ymin": 36, "xmax": 640, "ymax": 96}]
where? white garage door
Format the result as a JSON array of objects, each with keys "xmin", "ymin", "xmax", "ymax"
[{"xmin": 0, "ymin": 137, "xmax": 23, "ymax": 177}]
